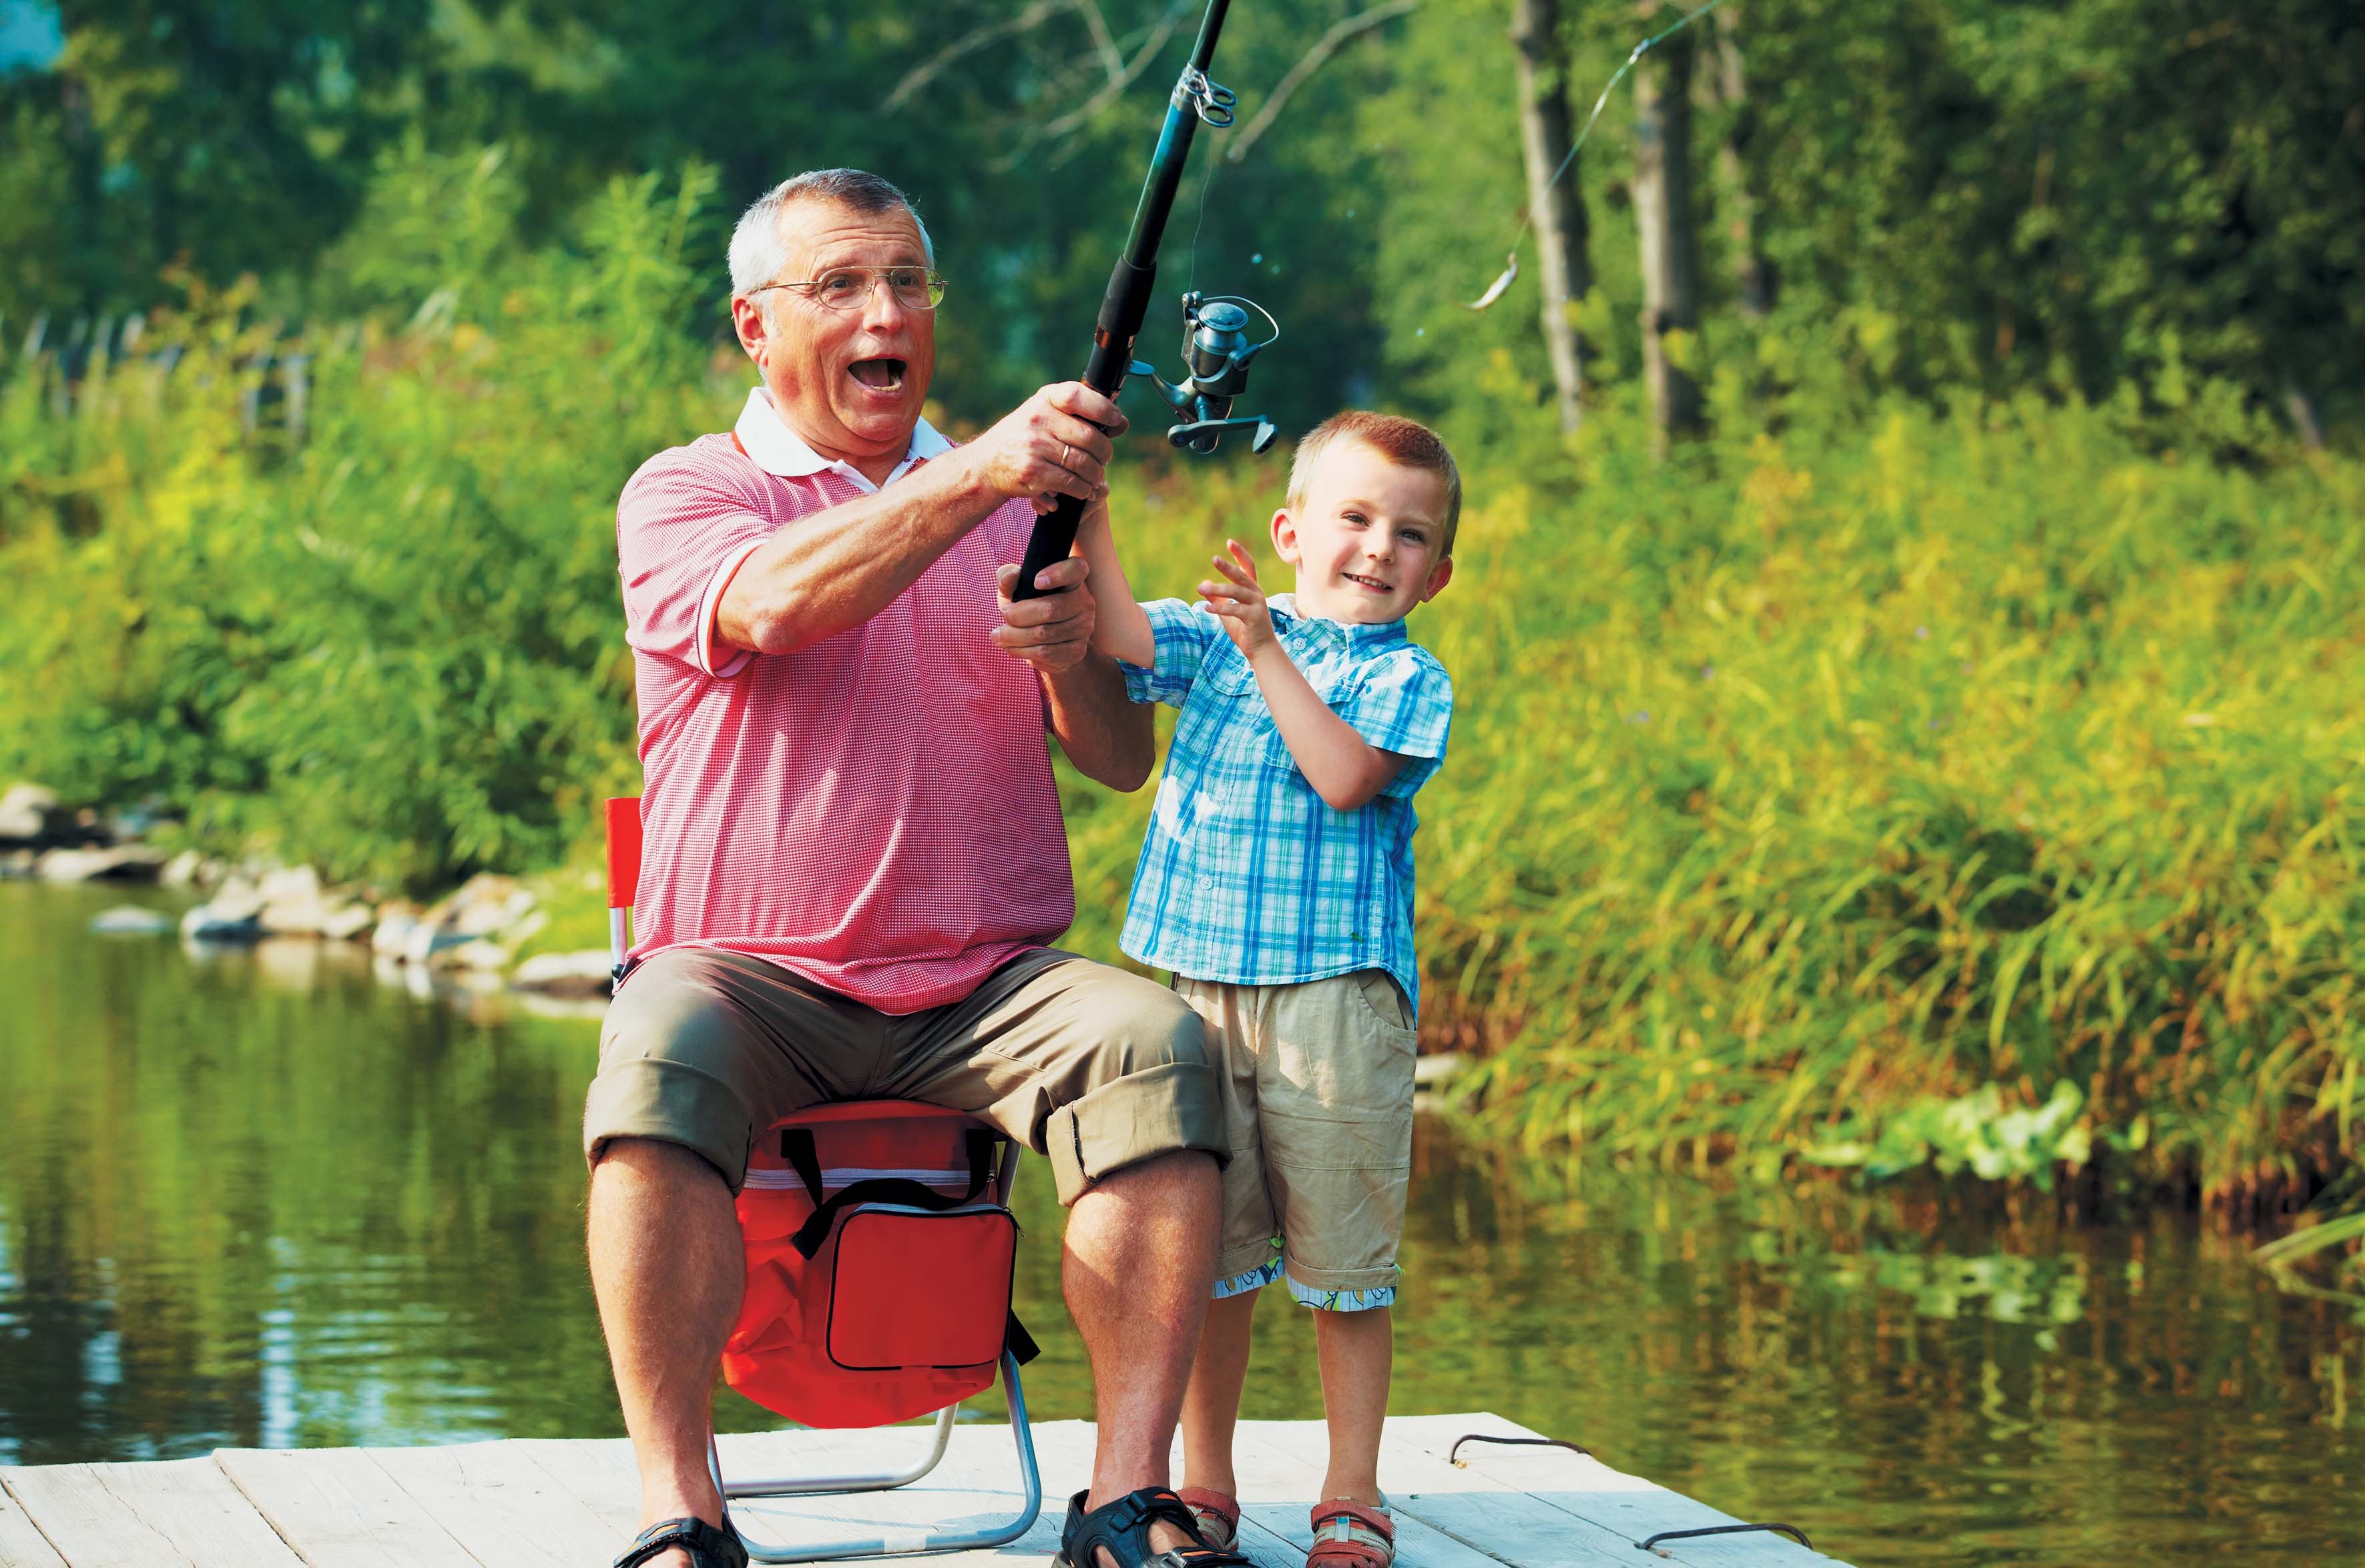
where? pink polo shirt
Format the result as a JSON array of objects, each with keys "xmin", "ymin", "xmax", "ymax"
[{"xmin": 615, "ymin": 386, "xmax": 1072, "ymax": 1013}]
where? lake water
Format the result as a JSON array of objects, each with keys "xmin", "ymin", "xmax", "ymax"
[{"xmin": 3, "ymin": 881, "xmax": 2360, "ymax": 1564}]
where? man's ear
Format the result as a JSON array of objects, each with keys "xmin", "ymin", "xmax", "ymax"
[
  {"xmin": 1270, "ymin": 507, "xmax": 1300, "ymax": 566},
  {"xmin": 731, "ymin": 296, "xmax": 769, "ymax": 366},
  {"xmin": 1420, "ymin": 554, "xmax": 1455, "ymax": 603}
]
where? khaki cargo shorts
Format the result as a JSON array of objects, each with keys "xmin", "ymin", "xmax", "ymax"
[
  {"xmin": 1176, "ymin": 969, "xmax": 1418, "ymax": 1304},
  {"xmin": 584, "ymin": 945, "xmax": 1223, "ymax": 1205}
]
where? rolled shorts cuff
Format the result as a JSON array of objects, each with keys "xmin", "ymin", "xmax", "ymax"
[
  {"xmin": 1043, "ymin": 1058, "xmax": 1225, "ymax": 1206},
  {"xmin": 1282, "ymin": 1258, "xmax": 1401, "ymax": 1296},
  {"xmin": 1214, "ymin": 1238, "xmax": 1284, "ymax": 1297},
  {"xmin": 582, "ymin": 1055, "xmax": 752, "ymax": 1192},
  {"xmin": 1283, "ymin": 1274, "xmax": 1398, "ymax": 1312}
]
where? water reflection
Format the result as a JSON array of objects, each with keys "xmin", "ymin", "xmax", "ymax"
[{"xmin": 2, "ymin": 883, "xmax": 2360, "ymax": 1564}]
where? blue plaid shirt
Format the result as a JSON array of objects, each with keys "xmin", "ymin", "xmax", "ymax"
[{"xmin": 1117, "ymin": 594, "xmax": 1454, "ymax": 1015}]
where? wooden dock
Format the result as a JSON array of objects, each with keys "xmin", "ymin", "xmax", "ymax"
[{"xmin": 0, "ymin": 1412, "xmax": 1849, "ymax": 1567}]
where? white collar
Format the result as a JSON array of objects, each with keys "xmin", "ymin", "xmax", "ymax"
[{"xmin": 734, "ymin": 384, "xmax": 953, "ymax": 494}]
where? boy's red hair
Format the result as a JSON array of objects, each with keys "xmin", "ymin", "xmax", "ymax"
[{"xmin": 1286, "ymin": 411, "xmax": 1463, "ymax": 557}]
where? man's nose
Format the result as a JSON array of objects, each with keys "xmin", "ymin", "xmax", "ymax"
[{"xmin": 860, "ymin": 278, "xmax": 910, "ymax": 332}]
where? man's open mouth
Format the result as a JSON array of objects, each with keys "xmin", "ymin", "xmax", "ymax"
[{"xmin": 848, "ymin": 358, "xmax": 906, "ymax": 392}]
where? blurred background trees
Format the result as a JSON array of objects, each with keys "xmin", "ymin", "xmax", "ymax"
[{"xmin": 0, "ymin": 0, "xmax": 2356, "ymax": 442}]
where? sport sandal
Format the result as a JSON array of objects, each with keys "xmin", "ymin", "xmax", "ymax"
[
  {"xmin": 1178, "ymin": 1487, "xmax": 1242, "ymax": 1550},
  {"xmin": 1306, "ymin": 1500, "xmax": 1394, "ymax": 1568},
  {"xmin": 1055, "ymin": 1487, "xmax": 1252, "ymax": 1568},
  {"xmin": 613, "ymin": 1515, "xmax": 749, "ymax": 1568}
]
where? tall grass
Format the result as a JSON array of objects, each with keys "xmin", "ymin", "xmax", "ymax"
[{"xmin": 4, "ymin": 206, "xmax": 2360, "ymax": 1202}]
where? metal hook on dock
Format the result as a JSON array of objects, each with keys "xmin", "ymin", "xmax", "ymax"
[
  {"xmin": 1635, "ymin": 1521, "xmax": 1815, "ymax": 1556},
  {"xmin": 1447, "ymin": 1432, "xmax": 1592, "ymax": 1466}
]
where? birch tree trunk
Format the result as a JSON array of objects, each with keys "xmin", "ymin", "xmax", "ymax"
[
  {"xmin": 1710, "ymin": 7, "xmax": 1772, "ymax": 316},
  {"xmin": 1633, "ymin": 9, "xmax": 1702, "ymax": 446},
  {"xmin": 1510, "ymin": 0, "xmax": 1590, "ymax": 435}
]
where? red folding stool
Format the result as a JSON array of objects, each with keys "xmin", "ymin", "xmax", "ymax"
[{"xmin": 605, "ymin": 798, "xmax": 1044, "ymax": 1563}]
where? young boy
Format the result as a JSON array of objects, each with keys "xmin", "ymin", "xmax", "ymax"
[{"xmin": 1077, "ymin": 411, "xmax": 1459, "ymax": 1568}]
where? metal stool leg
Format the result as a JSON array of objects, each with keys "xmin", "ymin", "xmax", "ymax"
[{"xmin": 719, "ymin": 1352, "xmax": 1043, "ymax": 1564}]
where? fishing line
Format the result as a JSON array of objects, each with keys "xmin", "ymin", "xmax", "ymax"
[
  {"xmin": 1186, "ymin": 134, "xmax": 1224, "ymax": 295},
  {"xmin": 1467, "ymin": 0, "xmax": 1732, "ymax": 310}
]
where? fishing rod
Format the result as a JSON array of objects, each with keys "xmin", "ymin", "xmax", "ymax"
[{"xmin": 1010, "ymin": 0, "xmax": 1282, "ymax": 601}]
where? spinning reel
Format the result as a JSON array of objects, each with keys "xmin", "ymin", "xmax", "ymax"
[{"xmin": 1129, "ymin": 291, "xmax": 1282, "ymax": 456}]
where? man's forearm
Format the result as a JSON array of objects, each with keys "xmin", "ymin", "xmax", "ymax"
[
  {"xmin": 718, "ymin": 451, "xmax": 1001, "ymax": 655},
  {"xmin": 1043, "ymin": 651, "xmax": 1155, "ymax": 791}
]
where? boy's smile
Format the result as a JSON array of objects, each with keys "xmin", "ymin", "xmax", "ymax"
[{"xmin": 1272, "ymin": 437, "xmax": 1455, "ymax": 625}]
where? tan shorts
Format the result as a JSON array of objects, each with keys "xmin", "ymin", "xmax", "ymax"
[
  {"xmin": 1176, "ymin": 969, "xmax": 1417, "ymax": 1301},
  {"xmin": 584, "ymin": 945, "xmax": 1223, "ymax": 1205}
]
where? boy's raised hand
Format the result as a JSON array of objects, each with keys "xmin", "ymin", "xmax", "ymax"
[{"xmin": 1199, "ymin": 540, "xmax": 1278, "ymax": 656}]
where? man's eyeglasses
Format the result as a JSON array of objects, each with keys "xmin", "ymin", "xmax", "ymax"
[{"xmin": 748, "ymin": 266, "xmax": 946, "ymax": 312}]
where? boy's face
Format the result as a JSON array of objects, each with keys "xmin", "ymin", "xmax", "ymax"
[{"xmin": 1272, "ymin": 439, "xmax": 1454, "ymax": 625}]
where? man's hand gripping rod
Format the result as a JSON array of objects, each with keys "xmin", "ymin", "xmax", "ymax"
[{"xmin": 1011, "ymin": 0, "xmax": 1280, "ymax": 601}]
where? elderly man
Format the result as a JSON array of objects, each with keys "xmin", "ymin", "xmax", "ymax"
[{"xmin": 585, "ymin": 168, "xmax": 1240, "ymax": 1568}]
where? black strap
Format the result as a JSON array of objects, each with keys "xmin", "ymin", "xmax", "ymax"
[
  {"xmin": 613, "ymin": 1516, "xmax": 747, "ymax": 1568},
  {"xmin": 779, "ymin": 1128, "xmax": 825, "ymax": 1205},
  {"xmin": 1061, "ymin": 1487, "xmax": 1251, "ymax": 1568},
  {"xmin": 785, "ymin": 1127, "xmax": 1001, "ymax": 1258},
  {"xmin": 1005, "ymin": 1310, "xmax": 1039, "ymax": 1366}
]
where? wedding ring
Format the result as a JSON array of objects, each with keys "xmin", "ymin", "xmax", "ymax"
[{"xmin": 1059, "ymin": 441, "xmax": 1075, "ymax": 472}]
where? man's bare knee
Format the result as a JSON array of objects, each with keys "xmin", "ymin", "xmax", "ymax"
[
  {"xmin": 1069, "ymin": 1149, "xmax": 1220, "ymax": 1232},
  {"xmin": 591, "ymin": 1135, "xmax": 734, "ymax": 1192}
]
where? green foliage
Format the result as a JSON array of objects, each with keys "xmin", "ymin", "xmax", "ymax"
[
  {"xmin": 1801, "ymin": 1081, "xmax": 2095, "ymax": 1187},
  {"xmin": 0, "ymin": 166, "xmax": 722, "ymax": 886}
]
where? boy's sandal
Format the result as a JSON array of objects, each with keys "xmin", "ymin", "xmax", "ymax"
[
  {"xmin": 1178, "ymin": 1487, "xmax": 1242, "ymax": 1551},
  {"xmin": 1306, "ymin": 1501, "xmax": 1395, "ymax": 1568},
  {"xmin": 1055, "ymin": 1487, "xmax": 1253, "ymax": 1568},
  {"xmin": 612, "ymin": 1515, "xmax": 749, "ymax": 1568}
]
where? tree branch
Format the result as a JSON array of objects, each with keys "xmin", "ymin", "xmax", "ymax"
[
  {"xmin": 883, "ymin": 0, "xmax": 1073, "ymax": 113},
  {"xmin": 1077, "ymin": 0, "xmax": 1125, "ymax": 85},
  {"xmin": 989, "ymin": 0, "xmax": 1196, "ymax": 172},
  {"xmin": 1225, "ymin": 0, "xmax": 1420, "ymax": 163}
]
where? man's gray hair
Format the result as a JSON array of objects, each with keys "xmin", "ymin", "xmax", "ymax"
[{"xmin": 729, "ymin": 169, "xmax": 933, "ymax": 302}]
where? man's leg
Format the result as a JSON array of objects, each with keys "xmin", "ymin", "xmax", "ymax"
[
  {"xmin": 583, "ymin": 948, "xmax": 870, "ymax": 1565},
  {"xmin": 587, "ymin": 1138, "xmax": 740, "ymax": 1559},
  {"xmin": 1062, "ymin": 1146, "xmax": 1222, "ymax": 1514}
]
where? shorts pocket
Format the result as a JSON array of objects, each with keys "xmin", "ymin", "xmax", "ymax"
[{"xmin": 1349, "ymin": 969, "xmax": 1414, "ymax": 1034}]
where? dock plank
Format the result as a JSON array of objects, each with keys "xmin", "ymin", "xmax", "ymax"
[
  {"xmin": 1384, "ymin": 1416, "xmax": 1842, "ymax": 1567},
  {"xmin": 0, "ymin": 1483, "xmax": 69, "ymax": 1568},
  {"xmin": 214, "ymin": 1447, "xmax": 480, "ymax": 1568},
  {"xmin": 364, "ymin": 1441, "xmax": 619, "ymax": 1568},
  {"xmin": 2, "ymin": 1459, "xmax": 303, "ymax": 1568}
]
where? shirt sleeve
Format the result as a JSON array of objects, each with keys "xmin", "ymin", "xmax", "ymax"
[
  {"xmin": 615, "ymin": 448, "xmax": 775, "ymax": 680},
  {"xmin": 1336, "ymin": 646, "xmax": 1455, "ymax": 798},
  {"xmin": 1119, "ymin": 597, "xmax": 1224, "ymax": 708}
]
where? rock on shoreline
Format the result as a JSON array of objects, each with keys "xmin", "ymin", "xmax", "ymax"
[{"xmin": 11, "ymin": 778, "xmax": 615, "ymax": 1001}]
